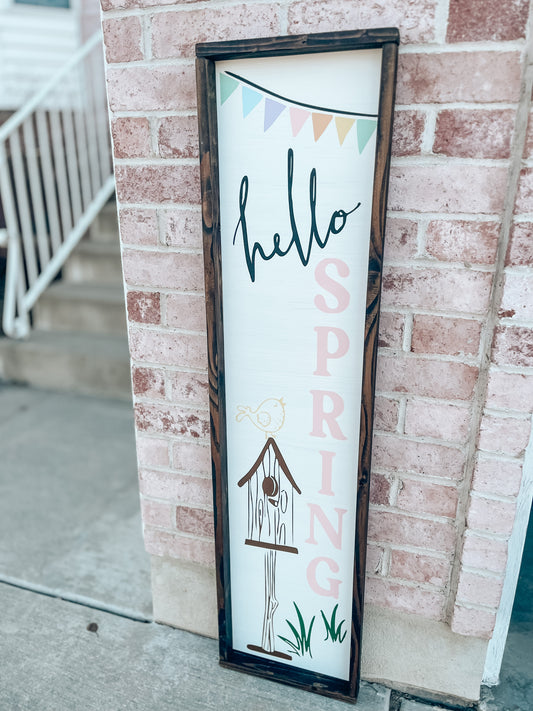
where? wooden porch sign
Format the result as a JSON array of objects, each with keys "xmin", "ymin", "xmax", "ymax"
[{"xmin": 196, "ymin": 29, "xmax": 398, "ymax": 703}]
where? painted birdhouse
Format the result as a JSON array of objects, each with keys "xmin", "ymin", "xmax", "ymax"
[{"xmin": 238, "ymin": 437, "xmax": 301, "ymax": 554}]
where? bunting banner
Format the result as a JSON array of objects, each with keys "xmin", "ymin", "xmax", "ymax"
[{"xmin": 219, "ymin": 71, "xmax": 378, "ymax": 152}]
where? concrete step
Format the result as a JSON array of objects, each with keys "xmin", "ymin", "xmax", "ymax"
[
  {"xmin": 34, "ymin": 282, "xmax": 127, "ymax": 336},
  {"xmin": 63, "ymin": 240, "xmax": 123, "ymax": 285},
  {"xmin": 88, "ymin": 201, "xmax": 120, "ymax": 244},
  {"xmin": 0, "ymin": 331, "xmax": 132, "ymax": 400}
]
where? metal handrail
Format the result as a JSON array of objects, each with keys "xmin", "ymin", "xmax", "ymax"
[{"xmin": 0, "ymin": 31, "xmax": 115, "ymax": 339}]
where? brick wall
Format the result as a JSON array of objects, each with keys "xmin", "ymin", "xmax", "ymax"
[{"xmin": 101, "ymin": 0, "xmax": 533, "ymax": 640}]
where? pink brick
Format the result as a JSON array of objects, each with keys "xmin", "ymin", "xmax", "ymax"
[
  {"xmin": 166, "ymin": 294, "xmax": 206, "ymax": 331},
  {"xmin": 434, "ymin": 110, "xmax": 514, "ymax": 159},
  {"xmin": 515, "ymin": 168, "xmax": 533, "ymax": 214},
  {"xmin": 144, "ymin": 526, "xmax": 214, "ymax": 566},
  {"xmin": 122, "ymin": 250, "xmax": 203, "ymax": 291},
  {"xmin": 462, "ymin": 532, "xmax": 509, "ymax": 574},
  {"xmin": 397, "ymin": 53, "xmax": 521, "ymax": 104},
  {"xmin": 390, "ymin": 550, "xmax": 449, "ymax": 587},
  {"xmin": 447, "ymin": 0, "xmax": 528, "ymax": 42},
  {"xmin": 152, "ymin": 5, "xmax": 280, "ymax": 59},
  {"xmin": 389, "ymin": 165, "xmax": 507, "ymax": 214},
  {"xmin": 139, "ymin": 469, "xmax": 211, "ymax": 504},
  {"xmin": 376, "ymin": 354, "xmax": 478, "ymax": 400},
  {"xmin": 396, "ymin": 479, "xmax": 458, "ymax": 518},
  {"xmin": 501, "ymin": 272, "xmax": 533, "ymax": 321},
  {"xmin": 378, "ymin": 311, "xmax": 404, "ymax": 349},
  {"xmin": 172, "ymin": 440, "xmax": 211, "ymax": 475},
  {"xmin": 107, "ymin": 65, "xmax": 196, "ymax": 112},
  {"xmin": 365, "ymin": 544, "xmax": 385, "ymax": 575},
  {"xmin": 169, "ymin": 371, "xmax": 208, "ymax": 406},
  {"xmin": 129, "ymin": 329, "xmax": 207, "ymax": 369},
  {"xmin": 404, "ymin": 400, "xmax": 470, "ymax": 442},
  {"xmin": 368, "ymin": 510, "xmax": 456, "ymax": 552},
  {"xmin": 456, "ymin": 571, "xmax": 504, "ymax": 609},
  {"xmin": 384, "ymin": 218, "xmax": 418, "ymax": 262},
  {"xmin": 370, "ymin": 473, "xmax": 391, "ymax": 506},
  {"xmin": 135, "ymin": 402, "xmax": 209, "ymax": 439},
  {"xmin": 478, "ymin": 414, "xmax": 531, "ymax": 456},
  {"xmin": 392, "ymin": 110, "xmax": 425, "ymax": 157},
  {"xmin": 102, "ymin": 0, "xmax": 200, "ymax": 9},
  {"xmin": 112, "ymin": 118, "xmax": 151, "ymax": 160},
  {"xmin": 425, "ymin": 220, "xmax": 499, "ymax": 266},
  {"xmin": 141, "ymin": 498, "xmax": 174, "ymax": 528},
  {"xmin": 288, "ymin": 0, "xmax": 437, "ymax": 44},
  {"xmin": 136, "ymin": 436, "xmax": 169, "ymax": 468},
  {"xmin": 158, "ymin": 115, "xmax": 198, "ymax": 159},
  {"xmin": 467, "ymin": 496, "xmax": 517, "ymax": 536},
  {"xmin": 487, "ymin": 370, "xmax": 533, "ymax": 412},
  {"xmin": 473, "ymin": 458, "xmax": 523, "ymax": 498},
  {"xmin": 131, "ymin": 366, "xmax": 165, "ymax": 399},
  {"xmin": 119, "ymin": 208, "xmax": 158, "ymax": 247},
  {"xmin": 382, "ymin": 267, "xmax": 492, "ymax": 314},
  {"xmin": 493, "ymin": 325, "xmax": 533, "ymax": 367},
  {"xmin": 365, "ymin": 578, "xmax": 444, "ymax": 620},
  {"xmin": 127, "ymin": 291, "xmax": 161, "ymax": 325},
  {"xmin": 373, "ymin": 434, "xmax": 465, "ymax": 480},
  {"xmin": 507, "ymin": 223, "xmax": 533, "ymax": 267},
  {"xmin": 451, "ymin": 605, "xmax": 496, "ymax": 638},
  {"xmin": 161, "ymin": 208, "xmax": 202, "ymax": 249},
  {"xmin": 411, "ymin": 315, "xmax": 481, "ymax": 357},
  {"xmin": 374, "ymin": 396, "xmax": 399, "ymax": 433},
  {"xmin": 103, "ymin": 16, "xmax": 143, "ymax": 63},
  {"xmin": 176, "ymin": 506, "xmax": 214, "ymax": 537},
  {"xmin": 115, "ymin": 164, "xmax": 200, "ymax": 205}
]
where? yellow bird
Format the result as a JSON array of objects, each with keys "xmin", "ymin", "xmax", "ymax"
[{"xmin": 236, "ymin": 397, "xmax": 286, "ymax": 438}]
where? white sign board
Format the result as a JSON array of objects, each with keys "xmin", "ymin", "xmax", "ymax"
[{"xmin": 196, "ymin": 29, "xmax": 398, "ymax": 703}]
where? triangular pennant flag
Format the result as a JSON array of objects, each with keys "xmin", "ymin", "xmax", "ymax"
[
  {"xmin": 335, "ymin": 116, "xmax": 356, "ymax": 146},
  {"xmin": 264, "ymin": 98, "xmax": 286, "ymax": 131},
  {"xmin": 242, "ymin": 86, "xmax": 262, "ymax": 117},
  {"xmin": 290, "ymin": 107, "xmax": 310, "ymax": 137},
  {"xmin": 219, "ymin": 74, "xmax": 239, "ymax": 104},
  {"xmin": 357, "ymin": 118, "xmax": 377, "ymax": 153},
  {"xmin": 312, "ymin": 113, "xmax": 333, "ymax": 142}
]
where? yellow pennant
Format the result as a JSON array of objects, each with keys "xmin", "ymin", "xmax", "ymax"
[{"xmin": 335, "ymin": 116, "xmax": 356, "ymax": 146}]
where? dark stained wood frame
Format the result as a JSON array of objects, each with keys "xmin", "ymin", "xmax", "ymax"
[{"xmin": 196, "ymin": 28, "xmax": 399, "ymax": 704}]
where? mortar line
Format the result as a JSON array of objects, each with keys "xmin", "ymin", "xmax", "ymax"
[{"xmin": 444, "ymin": 52, "xmax": 533, "ymax": 622}]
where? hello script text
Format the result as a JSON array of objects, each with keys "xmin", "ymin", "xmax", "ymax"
[{"xmin": 233, "ymin": 148, "xmax": 361, "ymax": 282}]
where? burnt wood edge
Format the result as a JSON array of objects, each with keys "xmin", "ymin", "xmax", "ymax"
[
  {"xmin": 196, "ymin": 56, "xmax": 233, "ymax": 661},
  {"xmin": 221, "ymin": 650, "xmax": 357, "ymax": 704},
  {"xmin": 349, "ymin": 41, "xmax": 399, "ymax": 699},
  {"xmin": 196, "ymin": 27, "xmax": 400, "ymax": 58}
]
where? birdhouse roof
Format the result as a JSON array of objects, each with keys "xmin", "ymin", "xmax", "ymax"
[{"xmin": 237, "ymin": 437, "xmax": 301, "ymax": 494}]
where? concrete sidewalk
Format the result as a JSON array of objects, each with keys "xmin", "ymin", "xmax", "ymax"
[{"xmin": 0, "ymin": 383, "xmax": 525, "ymax": 710}]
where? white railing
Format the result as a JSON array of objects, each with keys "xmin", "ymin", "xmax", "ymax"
[{"xmin": 0, "ymin": 31, "xmax": 115, "ymax": 339}]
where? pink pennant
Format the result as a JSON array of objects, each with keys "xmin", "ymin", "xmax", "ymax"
[{"xmin": 290, "ymin": 107, "xmax": 310, "ymax": 137}]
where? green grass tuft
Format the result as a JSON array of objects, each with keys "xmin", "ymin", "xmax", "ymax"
[
  {"xmin": 320, "ymin": 603, "xmax": 347, "ymax": 644},
  {"xmin": 278, "ymin": 602, "xmax": 315, "ymax": 657}
]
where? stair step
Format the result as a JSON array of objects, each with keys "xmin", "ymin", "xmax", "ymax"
[
  {"xmin": 88, "ymin": 201, "xmax": 120, "ymax": 244},
  {"xmin": 34, "ymin": 283, "xmax": 127, "ymax": 336},
  {"xmin": 63, "ymin": 240, "xmax": 123, "ymax": 285},
  {"xmin": 0, "ymin": 331, "xmax": 132, "ymax": 400}
]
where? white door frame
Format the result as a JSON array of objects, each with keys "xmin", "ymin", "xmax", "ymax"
[{"xmin": 483, "ymin": 417, "xmax": 533, "ymax": 684}]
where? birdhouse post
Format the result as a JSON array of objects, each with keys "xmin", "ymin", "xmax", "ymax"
[{"xmin": 238, "ymin": 437, "xmax": 301, "ymax": 658}]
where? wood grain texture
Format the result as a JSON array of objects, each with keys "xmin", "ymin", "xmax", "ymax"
[{"xmin": 196, "ymin": 30, "xmax": 398, "ymax": 704}]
